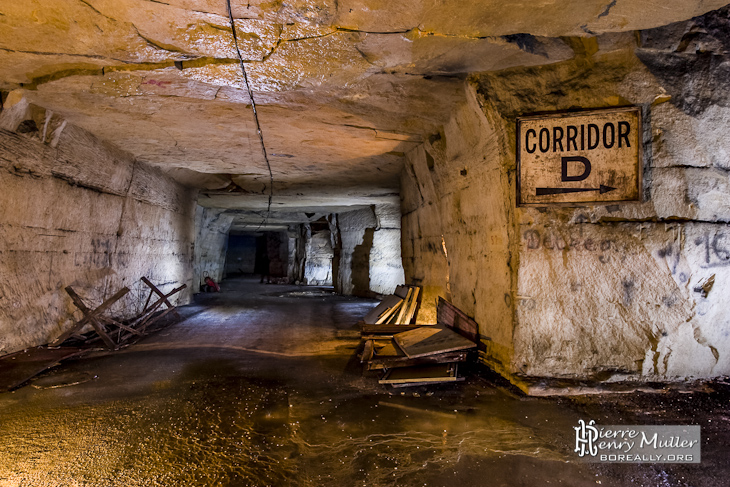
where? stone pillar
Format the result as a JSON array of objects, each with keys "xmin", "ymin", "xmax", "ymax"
[{"xmin": 193, "ymin": 207, "xmax": 233, "ymax": 290}]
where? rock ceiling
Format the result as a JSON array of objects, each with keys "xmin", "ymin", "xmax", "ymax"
[{"xmin": 1, "ymin": 0, "xmax": 727, "ymax": 215}]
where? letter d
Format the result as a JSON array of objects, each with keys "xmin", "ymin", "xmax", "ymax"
[{"xmin": 561, "ymin": 156, "xmax": 591, "ymax": 182}]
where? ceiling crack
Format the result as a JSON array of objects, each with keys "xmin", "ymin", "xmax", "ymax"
[
  {"xmin": 3, "ymin": 18, "xmax": 553, "ymax": 92},
  {"xmin": 598, "ymin": 0, "xmax": 618, "ymax": 18},
  {"xmin": 259, "ymin": 26, "xmax": 284, "ymax": 62},
  {"xmin": 336, "ymin": 27, "xmax": 411, "ymax": 35},
  {"xmin": 77, "ymin": 0, "xmax": 117, "ymax": 22},
  {"xmin": 0, "ymin": 47, "xmax": 113, "ymax": 61},
  {"xmin": 15, "ymin": 57, "xmax": 238, "ymax": 90},
  {"xmin": 130, "ymin": 24, "xmax": 198, "ymax": 59},
  {"xmin": 285, "ymin": 30, "xmax": 340, "ymax": 43},
  {"xmin": 353, "ymin": 44, "xmax": 375, "ymax": 65}
]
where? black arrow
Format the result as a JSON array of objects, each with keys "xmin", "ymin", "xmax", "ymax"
[{"xmin": 536, "ymin": 185, "xmax": 617, "ymax": 196}]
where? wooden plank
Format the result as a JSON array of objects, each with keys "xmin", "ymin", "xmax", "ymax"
[
  {"xmin": 403, "ymin": 287, "xmax": 421, "ymax": 324},
  {"xmin": 379, "ymin": 363, "xmax": 460, "ymax": 384},
  {"xmin": 129, "ymin": 284, "xmax": 186, "ymax": 332},
  {"xmin": 363, "ymin": 295, "xmax": 402, "ymax": 324},
  {"xmin": 384, "ymin": 302, "xmax": 403, "ymax": 325},
  {"xmin": 127, "ymin": 293, "xmax": 168, "ymax": 329},
  {"xmin": 373, "ymin": 340, "xmax": 404, "ymax": 358},
  {"xmin": 83, "ymin": 312, "xmax": 117, "ymax": 350},
  {"xmin": 367, "ymin": 350, "xmax": 469, "ymax": 370},
  {"xmin": 391, "ymin": 289, "xmax": 407, "ymax": 324},
  {"xmin": 142, "ymin": 290, "xmax": 154, "ymax": 313},
  {"xmin": 375, "ymin": 299, "xmax": 402, "ymax": 324},
  {"xmin": 136, "ymin": 305, "xmax": 176, "ymax": 333},
  {"xmin": 361, "ymin": 334, "xmax": 395, "ymax": 340},
  {"xmin": 126, "ymin": 303, "xmax": 161, "ymax": 330},
  {"xmin": 120, "ymin": 308, "xmax": 175, "ymax": 344},
  {"xmin": 393, "ymin": 285, "xmax": 410, "ymax": 299},
  {"xmin": 360, "ymin": 340, "xmax": 375, "ymax": 363},
  {"xmin": 361, "ymin": 324, "xmax": 429, "ymax": 335},
  {"xmin": 395, "ymin": 288, "xmax": 413, "ymax": 324},
  {"xmin": 50, "ymin": 286, "xmax": 129, "ymax": 346},
  {"xmin": 437, "ymin": 297, "xmax": 486, "ymax": 351},
  {"xmin": 393, "ymin": 325, "xmax": 476, "ymax": 359},
  {"xmin": 389, "ymin": 378, "xmax": 464, "ymax": 388},
  {"xmin": 141, "ymin": 277, "xmax": 182, "ymax": 319},
  {"xmin": 98, "ymin": 316, "xmax": 143, "ymax": 336}
]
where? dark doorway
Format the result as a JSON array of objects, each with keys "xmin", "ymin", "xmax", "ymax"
[
  {"xmin": 224, "ymin": 234, "xmax": 257, "ymax": 277},
  {"xmin": 226, "ymin": 231, "xmax": 289, "ymax": 281}
]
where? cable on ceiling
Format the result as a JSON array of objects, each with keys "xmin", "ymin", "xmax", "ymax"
[{"xmin": 225, "ymin": 0, "xmax": 274, "ymax": 225}]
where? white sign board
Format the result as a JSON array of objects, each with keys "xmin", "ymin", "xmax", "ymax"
[{"xmin": 517, "ymin": 107, "xmax": 642, "ymax": 206}]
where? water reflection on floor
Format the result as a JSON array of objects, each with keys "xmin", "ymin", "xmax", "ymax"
[
  {"xmin": 0, "ymin": 364, "xmax": 590, "ymax": 486},
  {"xmin": 1, "ymin": 278, "xmax": 725, "ymax": 486}
]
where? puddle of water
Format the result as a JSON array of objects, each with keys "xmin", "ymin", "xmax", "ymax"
[
  {"xmin": 0, "ymin": 376, "xmax": 296, "ymax": 487},
  {"xmin": 0, "ymin": 279, "xmax": 607, "ymax": 487},
  {"xmin": 286, "ymin": 393, "xmax": 570, "ymax": 487},
  {"xmin": 0, "ymin": 355, "xmax": 605, "ymax": 487}
]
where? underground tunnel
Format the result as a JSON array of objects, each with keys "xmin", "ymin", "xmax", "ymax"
[{"xmin": 1, "ymin": 0, "xmax": 730, "ymax": 485}]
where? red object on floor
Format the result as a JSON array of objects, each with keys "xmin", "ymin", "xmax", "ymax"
[{"xmin": 204, "ymin": 277, "xmax": 220, "ymax": 292}]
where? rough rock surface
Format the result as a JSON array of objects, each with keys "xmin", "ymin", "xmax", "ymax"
[
  {"xmin": 331, "ymin": 204, "xmax": 404, "ymax": 297},
  {"xmin": 401, "ymin": 6, "xmax": 730, "ymax": 387},
  {"xmin": 193, "ymin": 206, "xmax": 234, "ymax": 289},
  {"xmin": 369, "ymin": 204, "xmax": 406, "ymax": 295},
  {"xmin": 0, "ymin": 101, "xmax": 194, "ymax": 355},
  {"xmin": 1, "ymin": 0, "xmax": 725, "ymax": 215},
  {"xmin": 3, "ymin": 0, "xmax": 730, "ymax": 382},
  {"xmin": 401, "ymin": 86, "xmax": 514, "ymax": 371},
  {"xmin": 303, "ymin": 229, "xmax": 334, "ymax": 285}
]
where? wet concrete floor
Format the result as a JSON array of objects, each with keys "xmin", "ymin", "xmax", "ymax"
[{"xmin": 1, "ymin": 277, "xmax": 729, "ymax": 486}]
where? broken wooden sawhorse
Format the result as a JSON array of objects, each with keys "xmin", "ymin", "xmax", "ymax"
[
  {"xmin": 50, "ymin": 278, "xmax": 187, "ymax": 350},
  {"xmin": 126, "ymin": 277, "xmax": 187, "ymax": 339},
  {"xmin": 50, "ymin": 286, "xmax": 130, "ymax": 349}
]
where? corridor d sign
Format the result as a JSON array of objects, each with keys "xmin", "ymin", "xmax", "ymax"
[{"xmin": 517, "ymin": 107, "xmax": 642, "ymax": 206}]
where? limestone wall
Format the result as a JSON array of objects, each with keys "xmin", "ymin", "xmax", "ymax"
[
  {"xmin": 401, "ymin": 87, "xmax": 516, "ymax": 375},
  {"xmin": 304, "ymin": 229, "xmax": 334, "ymax": 285},
  {"xmin": 0, "ymin": 97, "xmax": 195, "ymax": 355},
  {"xmin": 288, "ymin": 226, "xmax": 306, "ymax": 284},
  {"xmin": 333, "ymin": 208, "xmax": 376, "ymax": 296},
  {"xmin": 370, "ymin": 204, "xmax": 407, "ymax": 296},
  {"xmin": 193, "ymin": 207, "xmax": 233, "ymax": 289},
  {"xmin": 333, "ymin": 204, "xmax": 404, "ymax": 297},
  {"xmin": 401, "ymin": 7, "xmax": 730, "ymax": 386},
  {"xmin": 486, "ymin": 23, "xmax": 730, "ymax": 382}
]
